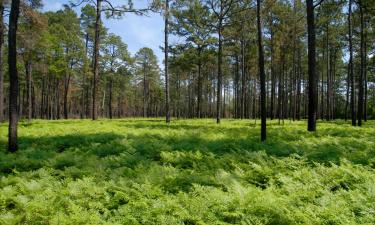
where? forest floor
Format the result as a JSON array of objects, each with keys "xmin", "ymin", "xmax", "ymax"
[{"xmin": 0, "ymin": 119, "xmax": 374, "ymax": 224}]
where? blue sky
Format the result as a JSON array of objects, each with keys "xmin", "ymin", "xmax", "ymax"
[{"xmin": 43, "ymin": 0, "xmax": 165, "ymax": 64}]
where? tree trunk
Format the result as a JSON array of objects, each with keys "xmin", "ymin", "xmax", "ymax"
[
  {"xmin": 108, "ymin": 76, "xmax": 113, "ymax": 119},
  {"xmin": 349, "ymin": 0, "xmax": 356, "ymax": 126},
  {"xmin": 326, "ymin": 24, "xmax": 330, "ymax": 121},
  {"xmin": 165, "ymin": 0, "xmax": 170, "ymax": 123},
  {"xmin": 216, "ymin": 20, "xmax": 223, "ymax": 124},
  {"xmin": 241, "ymin": 40, "xmax": 246, "ymax": 119},
  {"xmin": 8, "ymin": 0, "xmax": 21, "ymax": 152},
  {"xmin": 26, "ymin": 61, "xmax": 32, "ymax": 121},
  {"xmin": 364, "ymin": 17, "xmax": 368, "ymax": 122},
  {"xmin": 257, "ymin": 0, "xmax": 266, "ymax": 141},
  {"xmin": 270, "ymin": 29, "xmax": 275, "ymax": 120},
  {"xmin": 357, "ymin": 2, "xmax": 364, "ymax": 126},
  {"xmin": 92, "ymin": 0, "xmax": 101, "ymax": 120},
  {"xmin": 197, "ymin": 47, "xmax": 202, "ymax": 118},
  {"xmin": 0, "ymin": 2, "xmax": 4, "ymax": 122},
  {"xmin": 143, "ymin": 64, "xmax": 147, "ymax": 118},
  {"xmin": 64, "ymin": 70, "xmax": 71, "ymax": 119},
  {"xmin": 306, "ymin": 0, "xmax": 317, "ymax": 132}
]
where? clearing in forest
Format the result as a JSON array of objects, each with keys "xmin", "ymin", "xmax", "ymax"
[{"xmin": 0, "ymin": 119, "xmax": 374, "ymax": 224}]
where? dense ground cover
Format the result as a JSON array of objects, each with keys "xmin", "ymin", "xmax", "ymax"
[{"xmin": 0, "ymin": 119, "xmax": 374, "ymax": 224}]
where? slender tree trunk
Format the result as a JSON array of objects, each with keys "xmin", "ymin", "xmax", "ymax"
[
  {"xmin": 108, "ymin": 76, "xmax": 113, "ymax": 119},
  {"xmin": 143, "ymin": 64, "xmax": 147, "ymax": 118},
  {"xmin": 270, "ymin": 29, "xmax": 275, "ymax": 120},
  {"xmin": 92, "ymin": 0, "xmax": 101, "ymax": 120},
  {"xmin": 345, "ymin": 63, "xmax": 349, "ymax": 121},
  {"xmin": 357, "ymin": 2, "xmax": 364, "ymax": 126},
  {"xmin": 257, "ymin": 0, "xmax": 266, "ymax": 141},
  {"xmin": 278, "ymin": 53, "xmax": 284, "ymax": 123},
  {"xmin": 364, "ymin": 18, "xmax": 368, "ymax": 122},
  {"xmin": 217, "ymin": 20, "xmax": 223, "ymax": 124},
  {"xmin": 349, "ymin": 0, "xmax": 356, "ymax": 126},
  {"xmin": 296, "ymin": 47, "xmax": 302, "ymax": 120},
  {"xmin": 0, "ymin": 2, "xmax": 4, "ymax": 122},
  {"xmin": 26, "ymin": 61, "xmax": 32, "ymax": 121},
  {"xmin": 56, "ymin": 78, "xmax": 60, "ymax": 119},
  {"xmin": 197, "ymin": 47, "xmax": 203, "ymax": 118},
  {"xmin": 241, "ymin": 40, "xmax": 246, "ymax": 119},
  {"xmin": 64, "ymin": 70, "xmax": 71, "ymax": 119},
  {"xmin": 306, "ymin": 0, "xmax": 317, "ymax": 132},
  {"xmin": 81, "ymin": 33, "xmax": 89, "ymax": 119},
  {"xmin": 8, "ymin": 0, "xmax": 21, "ymax": 152},
  {"xmin": 165, "ymin": 0, "xmax": 170, "ymax": 123}
]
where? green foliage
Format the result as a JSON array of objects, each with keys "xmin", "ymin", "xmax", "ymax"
[{"xmin": 0, "ymin": 119, "xmax": 374, "ymax": 224}]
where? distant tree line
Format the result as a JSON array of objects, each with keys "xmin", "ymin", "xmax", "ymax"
[{"xmin": 2, "ymin": 0, "xmax": 375, "ymax": 150}]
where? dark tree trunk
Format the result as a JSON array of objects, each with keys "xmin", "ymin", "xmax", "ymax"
[
  {"xmin": 197, "ymin": 47, "xmax": 202, "ymax": 118},
  {"xmin": 143, "ymin": 64, "xmax": 147, "ymax": 118},
  {"xmin": 357, "ymin": 2, "xmax": 364, "ymax": 126},
  {"xmin": 26, "ymin": 61, "xmax": 32, "ymax": 121},
  {"xmin": 326, "ymin": 24, "xmax": 330, "ymax": 121},
  {"xmin": 216, "ymin": 20, "xmax": 223, "ymax": 124},
  {"xmin": 92, "ymin": 0, "xmax": 101, "ymax": 120},
  {"xmin": 108, "ymin": 76, "xmax": 113, "ymax": 119},
  {"xmin": 241, "ymin": 40, "xmax": 246, "ymax": 119},
  {"xmin": 8, "ymin": 0, "xmax": 21, "ymax": 152},
  {"xmin": 0, "ymin": 2, "xmax": 4, "ymax": 122},
  {"xmin": 257, "ymin": 0, "xmax": 266, "ymax": 141},
  {"xmin": 306, "ymin": 0, "xmax": 317, "ymax": 132},
  {"xmin": 64, "ymin": 70, "xmax": 71, "ymax": 119},
  {"xmin": 364, "ymin": 18, "xmax": 368, "ymax": 122},
  {"xmin": 345, "ymin": 63, "xmax": 349, "ymax": 121},
  {"xmin": 165, "ymin": 0, "xmax": 170, "ymax": 123},
  {"xmin": 270, "ymin": 29, "xmax": 275, "ymax": 120},
  {"xmin": 348, "ymin": 0, "xmax": 356, "ymax": 126}
]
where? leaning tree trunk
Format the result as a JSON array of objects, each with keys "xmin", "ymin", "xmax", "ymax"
[
  {"xmin": 8, "ymin": 0, "xmax": 21, "ymax": 152},
  {"xmin": 92, "ymin": 0, "xmax": 102, "ymax": 120},
  {"xmin": 306, "ymin": 0, "xmax": 317, "ymax": 132}
]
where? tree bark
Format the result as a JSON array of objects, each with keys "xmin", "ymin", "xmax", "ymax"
[
  {"xmin": 348, "ymin": 0, "xmax": 356, "ymax": 126},
  {"xmin": 257, "ymin": 0, "xmax": 266, "ymax": 141},
  {"xmin": 108, "ymin": 76, "xmax": 113, "ymax": 119},
  {"xmin": 357, "ymin": 2, "xmax": 364, "ymax": 126},
  {"xmin": 0, "ymin": 2, "xmax": 4, "ymax": 122},
  {"xmin": 92, "ymin": 0, "xmax": 101, "ymax": 120},
  {"xmin": 8, "ymin": 0, "xmax": 21, "ymax": 152},
  {"xmin": 64, "ymin": 69, "xmax": 71, "ymax": 119},
  {"xmin": 26, "ymin": 61, "xmax": 32, "ymax": 121},
  {"xmin": 165, "ymin": 0, "xmax": 170, "ymax": 123},
  {"xmin": 216, "ymin": 19, "xmax": 223, "ymax": 124},
  {"xmin": 306, "ymin": 0, "xmax": 317, "ymax": 131},
  {"xmin": 197, "ymin": 47, "xmax": 202, "ymax": 118}
]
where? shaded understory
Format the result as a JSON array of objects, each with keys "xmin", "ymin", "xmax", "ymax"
[{"xmin": 0, "ymin": 119, "xmax": 374, "ymax": 224}]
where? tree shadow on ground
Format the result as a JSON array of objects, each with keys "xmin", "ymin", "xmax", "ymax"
[{"xmin": 0, "ymin": 123, "xmax": 372, "ymax": 176}]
